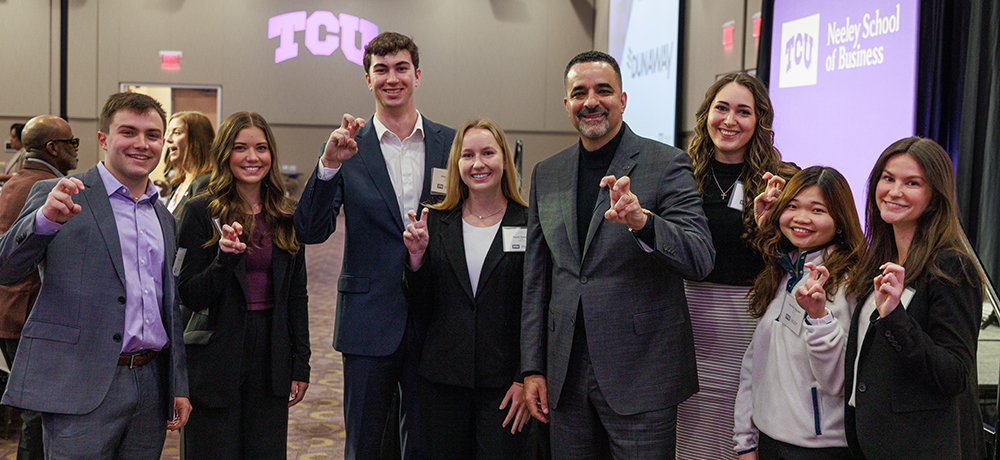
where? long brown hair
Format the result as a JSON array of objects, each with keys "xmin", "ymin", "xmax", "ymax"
[
  {"xmin": 848, "ymin": 137, "xmax": 979, "ymax": 297},
  {"xmin": 430, "ymin": 118, "xmax": 527, "ymax": 211},
  {"xmin": 688, "ymin": 73, "xmax": 785, "ymax": 238},
  {"xmin": 205, "ymin": 112, "xmax": 299, "ymax": 254},
  {"xmin": 168, "ymin": 111, "xmax": 216, "ymax": 188},
  {"xmin": 749, "ymin": 166, "xmax": 864, "ymax": 318}
]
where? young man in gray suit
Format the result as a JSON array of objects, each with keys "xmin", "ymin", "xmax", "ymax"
[
  {"xmin": 0, "ymin": 93, "xmax": 191, "ymax": 459},
  {"xmin": 294, "ymin": 32, "xmax": 455, "ymax": 459},
  {"xmin": 521, "ymin": 51, "xmax": 715, "ymax": 459}
]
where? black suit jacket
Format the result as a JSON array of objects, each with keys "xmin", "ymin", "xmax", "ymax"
[
  {"xmin": 177, "ymin": 195, "xmax": 310, "ymax": 408},
  {"xmin": 404, "ymin": 200, "xmax": 527, "ymax": 389},
  {"xmin": 846, "ymin": 251, "xmax": 984, "ymax": 459},
  {"xmin": 294, "ymin": 116, "xmax": 454, "ymax": 356}
]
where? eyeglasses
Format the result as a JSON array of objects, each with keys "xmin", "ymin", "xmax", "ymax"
[{"xmin": 50, "ymin": 138, "xmax": 80, "ymax": 148}]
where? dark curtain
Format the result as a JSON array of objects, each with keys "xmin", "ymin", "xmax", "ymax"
[
  {"xmin": 957, "ymin": 0, "xmax": 1000, "ymax": 284},
  {"xmin": 914, "ymin": 0, "xmax": 970, "ymax": 156}
]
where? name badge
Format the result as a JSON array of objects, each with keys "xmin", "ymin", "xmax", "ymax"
[
  {"xmin": 502, "ymin": 227, "xmax": 527, "ymax": 252},
  {"xmin": 430, "ymin": 167, "xmax": 448, "ymax": 195},
  {"xmin": 728, "ymin": 180, "xmax": 745, "ymax": 211},
  {"xmin": 172, "ymin": 248, "xmax": 187, "ymax": 277},
  {"xmin": 778, "ymin": 291, "xmax": 805, "ymax": 335}
]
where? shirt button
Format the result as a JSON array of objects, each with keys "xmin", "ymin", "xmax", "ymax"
[{"xmin": 144, "ymin": 289, "xmax": 148, "ymax": 294}]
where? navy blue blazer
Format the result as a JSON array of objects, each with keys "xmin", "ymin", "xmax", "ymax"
[{"xmin": 294, "ymin": 116, "xmax": 455, "ymax": 356}]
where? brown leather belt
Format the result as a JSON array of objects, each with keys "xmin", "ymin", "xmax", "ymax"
[{"xmin": 118, "ymin": 350, "xmax": 158, "ymax": 368}]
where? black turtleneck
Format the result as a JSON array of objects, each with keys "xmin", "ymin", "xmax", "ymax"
[{"xmin": 576, "ymin": 125, "xmax": 626, "ymax": 253}]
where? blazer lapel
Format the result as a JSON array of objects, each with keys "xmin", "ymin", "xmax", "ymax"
[
  {"xmin": 476, "ymin": 201, "xmax": 525, "ymax": 298},
  {"xmin": 356, "ymin": 120, "xmax": 405, "ymax": 232},
  {"xmin": 153, "ymin": 201, "xmax": 176, "ymax": 320},
  {"xmin": 557, "ymin": 147, "xmax": 583, "ymax": 266},
  {"xmin": 419, "ymin": 119, "xmax": 448, "ymax": 204},
  {"xmin": 582, "ymin": 126, "xmax": 638, "ymax": 258},
  {"xmin": 80, "ymin": 167, "xmax": 126, "ymax": 286},
  {"xmin": 440, "ymin": 208, "xmax": 475, "ymax": 302}
]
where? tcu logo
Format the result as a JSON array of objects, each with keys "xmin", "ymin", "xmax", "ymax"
[
  {"xmin": 268, "ymin": 11, "xmax": 379, "ymax": 66},
  {"xmin": 778, "ymin": 14, "xmax": 820, "ymax": 88},
  {"xmin": 784, "ymin": 33, "xmax": 814, "ymax": 71}
]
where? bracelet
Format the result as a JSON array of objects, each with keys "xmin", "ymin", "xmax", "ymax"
[{"xmin": 629, "ymin": 209, "xmax": 654, "ymax": 233}]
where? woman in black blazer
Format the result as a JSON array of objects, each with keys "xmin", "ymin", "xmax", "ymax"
[
  {"xmin": 403, "ymin": 118, "xmax": 531, "ymax": 459},
  {"xmin": 177, "ymin": 112, "xmax": 310, "ymax": 459},
  {"xmin": 844, "ymin": 137, "xmax": 984, "ymax": 460}
]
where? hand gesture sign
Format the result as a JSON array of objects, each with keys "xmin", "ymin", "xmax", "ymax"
[
  {"xmin": 41, "ymin": 177, "xmax": 85, "ymax": 223},
  {"xmin": 600, "ymin": 175, "xmax": 647, "ymax": 231},
  {"xmin": 216, "ymin": 219, "xmax": 246, "ymax": 254},
  {"xmin": 321, "ymin": 114, "xmax": 366, "ymax": 169},
  {"xmin": 873, "ymin": 262, "xmax": 905, "ymax": 317},
  {"xmin": 403, "ymin": 208, "xmax": 429, "ymax": 270},
  {"xmin": 753, "ymin": 172, "xmax": 786, "ymax": 225},
  {"xmin": 795, "ymin": 262, "xmax": 831, "ymax": 319}
]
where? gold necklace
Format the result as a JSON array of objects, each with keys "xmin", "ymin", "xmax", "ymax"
[
  {"xmin": 466, "ymin": 203, "xmax": 504, "ymax": 220},
  {"xmin": 711, "ymin": 168, "xmax": 737, "ymax": 200}
]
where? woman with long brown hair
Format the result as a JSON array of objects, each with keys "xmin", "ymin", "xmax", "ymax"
[
  {"xmin": 163, "ymin": 111, "xmax": 215, "ymax": 217},
  {"xmin": 678, "ymin": 73, "xmax": 795, "ymax": 459},
  {"xmin": 845, "ymin": 137, "xmax": 984, "ymax": 459},
  {"xmin": 177, "ymin": 112, "xmax": 310, "ymax": 458}
]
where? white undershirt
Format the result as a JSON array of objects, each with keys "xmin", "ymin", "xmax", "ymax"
[
  {"xmin": 849, "ymin": 287, "xmax": 916, "ymax": 406},
  {"xmin": 463, "ymin": 219, "xmax": 501, "ymax": 297}
]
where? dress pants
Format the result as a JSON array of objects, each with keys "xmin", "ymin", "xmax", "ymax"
[
  {"xmin": 3, "ymin": 338, "xmax": 43, "ymax": 460},
  {"xmin": 419, "ymin": 377, "xmax": 527, "ymax": 460},
  {"xmin": 548, "ymin": 316, "xmax": 678, "ymax": 460},
  {"xmin": 342, "ymin": 314, "xmax": 425, "ymax": 460},
  {"xmin": 758, "ymin": 432, "xmax": 851, "ymax": 460},
  {"xmin": 183, "ymin": 309, "xmax": 289, "ymax": 459},
  {"xmin": 41, "ymin": 356, "xmax": 167, "ymax": 459}
]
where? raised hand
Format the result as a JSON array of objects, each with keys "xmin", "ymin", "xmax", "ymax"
[
  {"xmin": 219, "ymin": 221, "xmax": 246, "ymax": 254},
  {"xmin": 320, "ymin": 113, "xmax": 366, "ymax": 169},
  {"xmin": 403, "ymin": 208, "xmax": 429, "ymax": 270},
  {"xmin": 874, "ymin": 262, "xmax": 905, "ymax": 317},
  {"xmin": 600, "ymin": 175, "xmax": 647, "ymax": 231},
  {"xmin": 41, "ymin": 177, "xmax": 85, "ymax": 223},
  {"xmin": 500, "ymin": 382, "xmax": 531, "ymax": 434},
  {"xmin": 795, "ymin": 262, "xmax": 831, "ymax": 319},
  {"xmin": 753, "ymin": 172, "xmax": 786, "ymax": 225}
]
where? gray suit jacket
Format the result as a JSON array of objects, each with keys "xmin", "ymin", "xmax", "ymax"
[
  {"xmin": 521, "ymin": 124, "xmax": 714, "ymax": 415},
  {"xmin": 0, "ymin": 166, "xmax": 188, "ymax": 417}
]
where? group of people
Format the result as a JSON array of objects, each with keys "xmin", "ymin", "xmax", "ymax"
[{"xmin": 0, "ymin": 28, "xmax": 987, "ymax": 460}]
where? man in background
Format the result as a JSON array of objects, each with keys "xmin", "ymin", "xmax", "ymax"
[{"xmin": 0, "ymin": 114, "xmax": 80, "ymax": 460}]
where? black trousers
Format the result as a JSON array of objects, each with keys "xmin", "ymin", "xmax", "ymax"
[
  {"xmin": 419, "ymin": 377, "xmax": 527, "ymax": 460},
  {"xmin": 758, "ymin": 431, "xmax": 851, "ymax": 460},
  {"xmin": 183, "ymin": 309, "xmax": 289, "ymax": 459}
]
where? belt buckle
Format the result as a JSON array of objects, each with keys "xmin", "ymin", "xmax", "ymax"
[{"xmin": 129, "ymin": 354, "xmax": 137, "ymax": 369}]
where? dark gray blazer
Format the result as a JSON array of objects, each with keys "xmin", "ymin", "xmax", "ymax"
[
  {"xmin": 0, "ymin": 166, "xmax": 188, "ymax": 417},
  {"xmin": 521, "ymin": 124, "xmax": 714, "ymax": 415},
  {"xmin": 294, "ymin": 116, "xmax": 455, "ymax": 356}
]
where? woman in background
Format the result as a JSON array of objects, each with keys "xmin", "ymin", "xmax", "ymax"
[
  {"xmin": 402, "ymin": 118, "xmax": 531, "ymax": 459},
  {"xmin": 678, "ymin": 72, "xmax": 795, "ymax": 459},
  {"xmin": 164, "ymin": 111, "xmax": 215, "ymax": 217},
  {"xmin": 177, "ymin": 112, "xmax": 310, "ymax": 459},
  {"xmin": 845, "ymin": 137, "xmax": 984, "ymax": 459}
]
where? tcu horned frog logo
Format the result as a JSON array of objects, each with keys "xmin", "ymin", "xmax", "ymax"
[{"xmin": 778, "ymin": 13, "xmax": 820, "ymax": 88}]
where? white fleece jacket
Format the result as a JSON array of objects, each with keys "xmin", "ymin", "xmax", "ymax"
[{"xmin": 733, "ymin": 250, "xmax": 854, "ymax": 454}]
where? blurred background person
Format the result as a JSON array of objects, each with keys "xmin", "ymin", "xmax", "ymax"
[
  {"xmin": 177, "ymin": 112, "xmax": 310, "ymax": 459},
  {"xmin": 678, "ymin": 73, "xmax": 794, "ymax": 459},
  {"xmin": 845, "ymin": 138, "xmax": 984, "ymax": 460},
  {"xmin": 163, "ymin": 111, "xmax": 215, "ymax": 217},
  {"xmin": 0, "ymin": 114, "xmax": 79, "ymax": 460},
  {"xmin": 402, "ymin": 119, "xmax": 531, "ymax": 459},
  {"xmin": 0, "ymin": 122, "xmax": 26, "ymax": 183}
]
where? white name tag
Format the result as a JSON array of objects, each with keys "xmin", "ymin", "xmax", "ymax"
[
  {"xmin": 728, "ymin": 180, "xmax": 745, "ymax": 211},
  {"xmin": 430, "ymin": 167, "xmax": 448, "ymax": 196},
  {"xmin": 779, "ymin": 291, "xmax": 805, "ymax": 335},
  {"xmin": 502, "ymin": 227, "xmax": 527, "ymax": 252},
  {"xmin": 172, "ymin": 248, "xmax": 187, "ymax": 277}
]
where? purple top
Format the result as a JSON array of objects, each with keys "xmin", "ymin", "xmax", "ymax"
[
  {"xmin": 245, "ymin": 212, "xmax": 274, "ymax": 311},
  {"xmin": 35, "ymin": 163, "xmax": 169, "ymax": 353}
]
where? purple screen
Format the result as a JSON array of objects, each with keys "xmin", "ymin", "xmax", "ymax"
[{"xmin": 769, "ymin": 0, "xmax": 920, "ymax": 220}]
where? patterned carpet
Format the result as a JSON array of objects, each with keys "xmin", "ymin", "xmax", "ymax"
[{"xmin": 0, "ymin": 217, "xmax": 349, "ymax": 459}]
